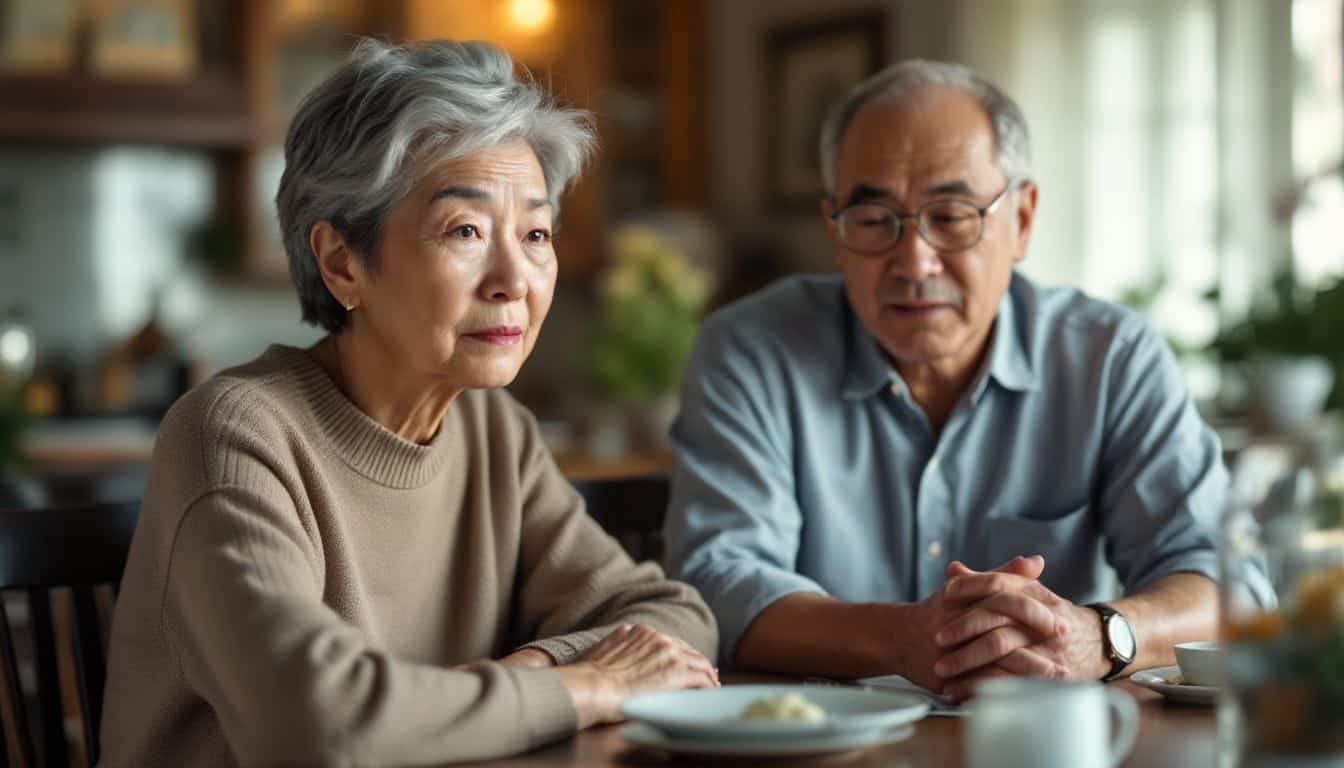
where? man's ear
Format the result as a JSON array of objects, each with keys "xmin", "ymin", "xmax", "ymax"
[
  {"xmin": 309, "ymin": 220, "xmax": 364, "ymax": 310},
  {"xmin": 1011, "ymin": 181, "xmax": 1040, "ymax": 265}
]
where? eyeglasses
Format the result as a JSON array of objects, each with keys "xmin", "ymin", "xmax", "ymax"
[{"xmin": 830, "ymin": 180, "xmax": 1024, "ymax": 254}]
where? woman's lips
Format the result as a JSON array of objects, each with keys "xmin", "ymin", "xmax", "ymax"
[{"xmin": 463, "ymin": 326, "xmax": 524, "ymax": 346}]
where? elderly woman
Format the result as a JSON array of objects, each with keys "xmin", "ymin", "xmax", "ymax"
[{"xmin": 99, "ymin": 39, "xmax": 718, "ymax": 766}]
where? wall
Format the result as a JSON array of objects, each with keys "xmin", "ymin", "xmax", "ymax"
[
  {"xmin": 0, "ymin": 146, "xmax": 319, "ymax": 384},
  {"xmin": 707, "ymin": 0, "xmax": 958, "ymax": 274}
]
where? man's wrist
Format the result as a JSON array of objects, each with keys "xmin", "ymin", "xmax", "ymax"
[
  {"xmin": 1082, "ymin": 604, "xmax": 1112, "ymax": 679},
  {"xmin": 1084, "ymin": 602, "xmax": 1136, "ymax": 680},
  {"xmin": 874, "ymin": 600, "xmax": 936, "ymax": 681}
]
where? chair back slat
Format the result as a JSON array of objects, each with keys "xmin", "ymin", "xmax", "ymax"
[
  {"xmin": 25, "ymin": 592, "xmax": 65, "ymax": 768},
  {"xmin": 70, "ymin": 588, "xmax": 104, "ymax": 765},
  {"xmin": 0, "ymin": 500, "xmax": 139, "ymax": 767},
  {"xmin": 0, "ymin": 605, "xmax": 34, "ymax": 768}
]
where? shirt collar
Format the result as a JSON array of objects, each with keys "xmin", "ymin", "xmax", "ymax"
[
  {"xmin": 840, "ymin": 272, "xmax": 1039, "ymax": 400},
  {"xmin": 983, "ymin": 275, "xmax": 1039, "ymax": 394},
  {"xmin": 841, "ymin": 300, "xmax": 898, "ymax": 400}
]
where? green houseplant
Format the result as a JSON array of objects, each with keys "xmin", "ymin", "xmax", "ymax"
[
  {"xmin": 588, "ymin": 225, "xmax": 710, "ymax": 443},
  {"xmin": 1211, "ymin": 270, "xmax": 1344, "ymax": 426}
]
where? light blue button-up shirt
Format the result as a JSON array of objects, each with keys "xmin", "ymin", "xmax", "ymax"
[{"xmin": 664, "ymin": 272, "xmax": 1235, "ymax": 665}]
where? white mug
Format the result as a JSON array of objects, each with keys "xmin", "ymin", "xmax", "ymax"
[{"xmin": 966, "ymin": 678, "xmax": 1139, "ymax": 768}]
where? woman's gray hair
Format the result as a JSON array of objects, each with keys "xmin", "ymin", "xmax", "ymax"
[
  {"xmin": 818, "ymin": 59, "xmax": 1031, "ymax": 196},
  {"xmin": 277, "ymin": 38, "xmax": 595, "ymax": 334}
]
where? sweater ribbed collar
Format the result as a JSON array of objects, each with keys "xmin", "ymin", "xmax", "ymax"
[{"xmin": 264, "ymin": 344, "xmax": 452, "ymax": 489}]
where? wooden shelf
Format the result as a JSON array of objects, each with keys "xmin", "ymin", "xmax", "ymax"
[{"xmin": 0, "ymin": 73, "xmax": 251, "ymax": 148}]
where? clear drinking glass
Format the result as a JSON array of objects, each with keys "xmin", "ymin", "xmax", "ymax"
[{"xmin": 1220, "ymin": 445, "xmax": 1344, "ymax": 764}]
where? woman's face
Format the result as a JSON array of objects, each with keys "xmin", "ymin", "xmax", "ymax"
[{"xmin": 356, "ymin": 139, "xmax": 557, "ymax": 391}]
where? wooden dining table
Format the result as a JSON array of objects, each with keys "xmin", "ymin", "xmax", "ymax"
[{"xmin": 458, "ymin": 677, "xmax": 1217, "ymax": 767}]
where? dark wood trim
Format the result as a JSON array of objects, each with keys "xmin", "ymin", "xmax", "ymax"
[
  {"xmin": 659, "ymin": 0, "xmax": 707, "ymax": 207},
  {"xmin": 0, "ymin": 74, "xmax": 250, "ymax": 148}
]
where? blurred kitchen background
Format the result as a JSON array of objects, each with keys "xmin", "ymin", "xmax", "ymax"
[{"xmin": 0, "ymin": 0, "xmax": 1342, "ymax": 505}]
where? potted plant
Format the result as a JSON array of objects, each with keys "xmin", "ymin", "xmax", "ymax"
[
  {"xmin": 587, "ymin": 225, "xmax": 710, "ymax": 452},
  {"xmin": 1211, "ymin": 271, "xmax": 1344, "ymax": 433}
]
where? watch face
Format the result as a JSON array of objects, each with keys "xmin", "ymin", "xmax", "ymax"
[{"xmin": 1106, "ymin": 615, "xmax": 1137, "ymax": 662}]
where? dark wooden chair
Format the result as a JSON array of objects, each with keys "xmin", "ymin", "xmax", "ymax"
[
  {"xmin": 0, "ymin": 500, "xmax": 139, "ymax": 768},
  {"xmin": 574, "ymin": 475, "xmax": 670, "ymax": 564}
]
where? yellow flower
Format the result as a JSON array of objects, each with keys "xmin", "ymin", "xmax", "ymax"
[
  {"xmin": 675, "ymin": 270, "xmax": 710, "ymax": 308},
  {"xmin": 601, "ymin": 264, "xmax": 642, "ymax": 300},
  {"xmin": 601, "ymin": 224, "xmax": 711, "ymax": 311},
  {"xmin": 1295, "ymin": 565, "xmax": 1344, "ymax": 635},
  {"xmin": 651, "ymin": 248, "xmax": 688, "ymax": 287},
  {"xmin": 609, "ymin": 226, "xmax": 662, "ymax": 266}
]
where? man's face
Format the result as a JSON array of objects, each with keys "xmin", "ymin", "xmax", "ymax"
[{"xmin": 822, "ymin": 88, "xmax": 1038, "ymax": 375}]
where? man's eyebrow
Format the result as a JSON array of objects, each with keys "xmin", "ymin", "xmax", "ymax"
[
  {"xmin": 926, "ymin": 180, "xmax": 975, "ymax": 196},
  {"xmin": 843, "ymin": 184, "xmax": 891, "ymax": 207}
]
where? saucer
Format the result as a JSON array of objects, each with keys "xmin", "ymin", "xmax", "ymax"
[
  {"xmin": 1130, "ymin": 666, "xmax": 1218, "ymax": 705},
  {"xmin": 620, "ymin": 721, "xmax": 916, "ymax": 758}
]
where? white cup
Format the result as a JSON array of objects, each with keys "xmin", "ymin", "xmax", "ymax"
[
  {"xmin": 966, "ymin": 678, "xmax": 1139, "ymax": 768},
  {"xmin": 1174, "ymin": 640, "xmax": 1222, "ymax": 687}
]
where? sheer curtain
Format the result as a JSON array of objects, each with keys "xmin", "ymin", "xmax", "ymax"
[
  {"xmin": 947, "ymin": 0, "xmax": 1301, "ymax": 400},
  {"xmin": 1292, "ymin": 0, "xmax": 1344, "ymax": 287}
]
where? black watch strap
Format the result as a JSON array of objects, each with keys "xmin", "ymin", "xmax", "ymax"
[{"xmin": 1086, "ymin": 602, "xmax": 1131, "ymax": 681}]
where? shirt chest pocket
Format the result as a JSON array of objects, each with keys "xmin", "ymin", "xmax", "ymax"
[{"xmin": 976, "ymin": 503, "xmax": 1103, "ymax": 596}]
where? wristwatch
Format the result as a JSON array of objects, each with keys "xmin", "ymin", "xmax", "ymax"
[{"xmin": 1085, "ymin": 603, "xmax": 1136, "ymax": 681}]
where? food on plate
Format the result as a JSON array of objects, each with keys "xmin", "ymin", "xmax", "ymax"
[{"xmin": 739, "ymin": 692, "xmax": 826, "ymax": 723}]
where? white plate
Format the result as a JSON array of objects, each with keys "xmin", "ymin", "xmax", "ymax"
[
  {"xmin": 620, "ymin": 684, "xmax": 930, "ymax": 740},
  {"xmin": 620, "ymin": 721, "xmax": 916, "ymax": 758},
  {"xmin": 1130, "ymin": 666, "xmax": 1218, "ymax": 705}
]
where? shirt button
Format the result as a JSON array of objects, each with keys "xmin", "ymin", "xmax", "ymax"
[
  {"xmin": 927, "ymin": 541, "xmax": 943, "ymax": 558},
  {"xmin": 889, "ymin": 383, "xmax": 903, "ymax": 397}
]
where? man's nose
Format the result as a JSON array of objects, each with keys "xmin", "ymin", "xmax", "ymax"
[{"xmin": 886, "ymin": 218, "xmax": 944, "ymax": 281}]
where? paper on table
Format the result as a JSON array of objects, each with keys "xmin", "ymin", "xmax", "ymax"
[{"xmin": 857, "ymin": 675, "xmax": 966, "ymax": 716}]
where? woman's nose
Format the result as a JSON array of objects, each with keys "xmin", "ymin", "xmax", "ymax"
[{"xmin": 482, "ymin": 239, "xmax": 528, "ymax": 301}]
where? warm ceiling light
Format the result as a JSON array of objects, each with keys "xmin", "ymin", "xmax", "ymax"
[{"xmin": 507, "ymin": 0, "xmax": 555, "ymax": 33}]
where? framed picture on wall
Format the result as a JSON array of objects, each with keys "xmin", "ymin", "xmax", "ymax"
[
  {"xmin": 90, "ymin": 0, "xmax": 197, "ymax": 80},
  {"xmin": 0, "ymin": 0, "xmax": 83, "ymax": 74},
  {"xmin": 766, "ymin": 13, "xmax": 885, "ymax": 212}
]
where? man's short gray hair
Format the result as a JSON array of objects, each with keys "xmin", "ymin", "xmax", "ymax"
[
  {"xmin": 277, "ymin": 38, "xmax": 595, "ymax": 334},
  {"xmin": 818, "ymin": 59, "xmax": 1031, "ymax": 196}
]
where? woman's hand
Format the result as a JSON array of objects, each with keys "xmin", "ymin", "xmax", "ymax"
[{"xmin": 555, "ymin": 624, "xmax": 718, "ymax": 729}]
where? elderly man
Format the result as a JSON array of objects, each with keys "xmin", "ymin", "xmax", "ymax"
[{"xmin": 664, "ymin": 60, "xmax": 1257, "ymax": 700}]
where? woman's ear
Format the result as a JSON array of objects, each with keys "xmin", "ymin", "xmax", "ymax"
[{"xmin": 309, "ymin": 221, "xmax": 364, "ymax": 310}]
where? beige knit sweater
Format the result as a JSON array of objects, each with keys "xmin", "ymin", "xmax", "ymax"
[{"xmin": 99, "ymin": 345, "xmax": 717, "ymax": 767}]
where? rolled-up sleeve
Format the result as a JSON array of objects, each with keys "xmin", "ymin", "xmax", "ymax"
[
  {"xmin": 1097, "ymin": 322, "xmax": 1272, "ymax": 604},
  {"xmin": 663, "ymin": 317, "xmax": 827, "ymax": 666}
]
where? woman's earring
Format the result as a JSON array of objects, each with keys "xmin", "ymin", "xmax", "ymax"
[{"xmin": 344, "ymin": 302, "xmax": 355, "ymax": 312}]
